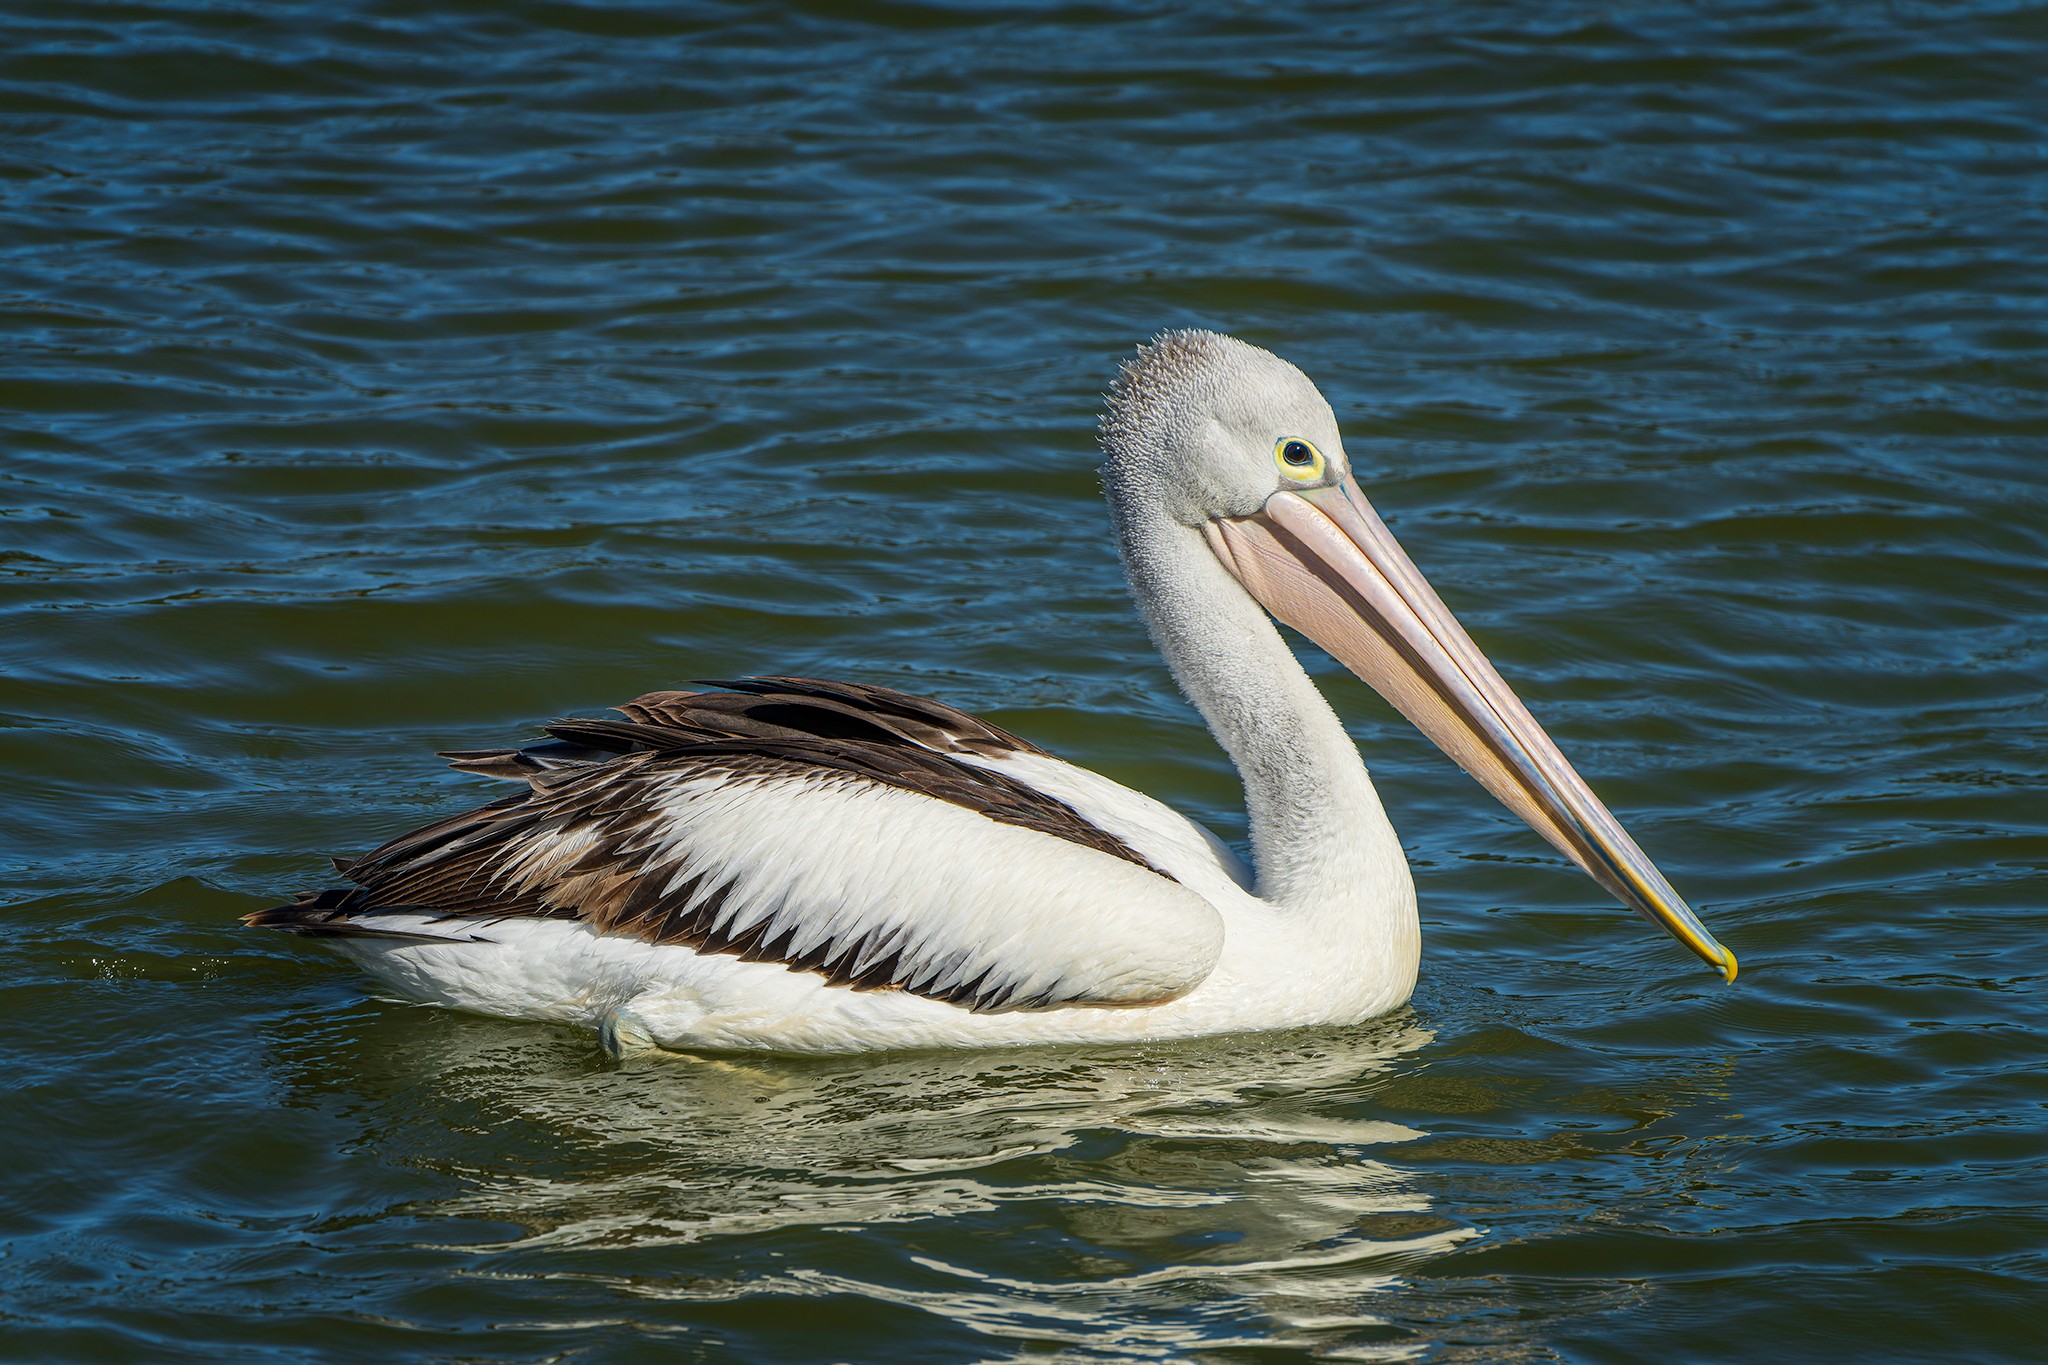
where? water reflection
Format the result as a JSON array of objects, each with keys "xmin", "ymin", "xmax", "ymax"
[{"xmin": 282, "ymin": 1008, "xmax": 1476, "ymax": 1357}]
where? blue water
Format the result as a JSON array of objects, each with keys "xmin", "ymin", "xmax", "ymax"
[{"xmin": 3, "ymin": 1, "xmax": 2045, "ymax": 1360}]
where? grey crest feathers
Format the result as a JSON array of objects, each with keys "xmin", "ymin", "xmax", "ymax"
[
  {"xmin": 1098, "ymin": 329, "xmax": 1346, "ymax": 527},
  {"xmin": 1098, "ymin": 328, "xmax": 1245, "ymax": 465}
]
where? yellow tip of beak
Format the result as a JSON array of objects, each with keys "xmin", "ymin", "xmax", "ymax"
[{"xmin": 1718, "ymin": 948, "xmax": 1739, "ymax": 984}]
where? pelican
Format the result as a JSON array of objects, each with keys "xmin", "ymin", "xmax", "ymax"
[{"xmin": 248, "ymin": 330, "xmax": 1734, "ymax": 1054}]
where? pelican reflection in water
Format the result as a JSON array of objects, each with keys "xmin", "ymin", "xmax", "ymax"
[
  {"xmin": 302, "ymin": 1009, "xmax": 1466, "ymax": 1356},
  {"xmin": 249, "ymin": 330, "xmax": 1733, "ymax": 1053}
]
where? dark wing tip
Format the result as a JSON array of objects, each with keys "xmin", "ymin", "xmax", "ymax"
[
  {"xmin": 243, "ymin": 888, "xmax": 351, "ymax": 935},
  {"xmin": 439, "ymin": 748, "xmax": 538, "ymax": 780},
  {"xmin": 243, "ymin": 891, "xmax": 489, "ymax": 943},
  {"xmin": 690, "ymin": 675, "xmax": 1053, "ymax": 758}
]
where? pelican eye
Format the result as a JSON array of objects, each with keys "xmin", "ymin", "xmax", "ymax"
[{"xmin": 1275, "ymin": 438, "xmax": 1325, "ymax": 480}]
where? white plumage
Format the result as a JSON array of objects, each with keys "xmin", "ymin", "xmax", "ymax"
[
  {"xmin": 251, "ymin": 330, "xmax": 1734, "ymax": 1053},
  {"xmin": 319, "ymin": 737, "xmax": 1417, "ymax": 1052}
]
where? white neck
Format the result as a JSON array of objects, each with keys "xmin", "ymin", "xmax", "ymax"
[{"xmin": 1115, "ymin": 507, "xmax": 1417, "ymax": 954}]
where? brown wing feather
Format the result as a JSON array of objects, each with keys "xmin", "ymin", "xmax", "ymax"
[
  {"xmin": 250, "ymin": 718, "xmax": 1178, "ymax": 1012},
  {"xmin": 672, "ymin": 677, "xmax": 1052, "ymax": 757},
  {"xmin": 440, "ymin": 675, "xmax": 1051, "ymax": 784}
]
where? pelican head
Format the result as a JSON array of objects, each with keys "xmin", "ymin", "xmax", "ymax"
[{"xmin": 1101, "ymin": 329, "xmax": 1736, "ymax": 982}]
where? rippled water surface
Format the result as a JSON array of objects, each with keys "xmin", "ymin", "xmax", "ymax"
[{"xmin": 5, "ymin": 1, "xmax": 2046, "ymax": 1360}]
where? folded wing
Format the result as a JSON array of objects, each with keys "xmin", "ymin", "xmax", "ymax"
[{"xmin": 249, "ymin": 687, "xmax": 1227, "ymax": 1014}]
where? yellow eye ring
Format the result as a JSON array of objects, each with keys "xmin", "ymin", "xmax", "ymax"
[{"xmin": 1274, "ymin": 437, "xmax": 1325, "ymax": 482}]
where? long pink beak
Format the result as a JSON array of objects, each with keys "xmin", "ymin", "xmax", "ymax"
[{"xmin": 1205, "ymin": 474, "xmax": 1736, "ymax": 981}]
